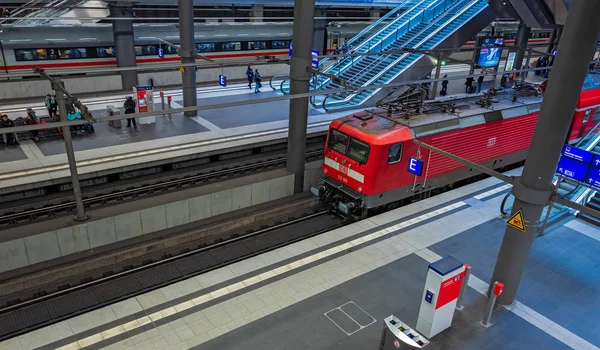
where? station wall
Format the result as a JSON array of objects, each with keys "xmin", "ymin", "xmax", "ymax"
[
  {"xmin": 0, "ymin": 63, "xmax": 290, "ymax": 100},
  {"xmin": 0, "ymin": 163, "xmax": 323, "ymax": 275}
]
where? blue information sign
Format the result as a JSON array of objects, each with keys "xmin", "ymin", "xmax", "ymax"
[
  {"xmin": 556, "ymin": 156, "xmax": 589, "ymax": 182},
  {"xmin": 158, "ymin": 48, "xmax": 164, "ymax": 59},
  {"xmin": 586, "ymin": 168, "xmax": 600, "ymax": 189},
  {"xmin": 562, "ymin": 145, "xmax": 593, "ymax": 164},
  {"xmin": 593, "ymin": 154, "xmax": 600, "ymax": 169},
  {"xmin": 407, "ymin": 157, "xmax": 424, "ymax": 176},
  {"xmin": 311, "ymin": 49, "xmax": 319, "ymax": 69},
  {"xmin": 218, "ymin": 75, "xmax": 227, "ymax": 87},
  {"xmin": 289, "ymin": 43, "xmax": 293, "ymax": 57},
  {"xmin": 425, "ymin": 290, "xmax": 433, "ymax": 304}
]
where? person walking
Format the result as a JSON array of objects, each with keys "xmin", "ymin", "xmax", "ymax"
[
  {"xmin": 254, "ymin": 69, "xmax": 262, "ymax": 93},
  {"xmin": 246, "ymin": 66, "xmax": 254, "ymax": 89},
  {"xmin": 44, "ymin": 94, "xmax": 57, "ymax": 118},
  {"xmin": 124, "ymin": 96, "xmax": 137, "ymax": 128},
  {"xmin": 440, "ymin": 74, "xmax": 448, "ymax": 96},
  {"xmin": 477, "ymin": 75, "xmax": 484, "ymax": 93}
]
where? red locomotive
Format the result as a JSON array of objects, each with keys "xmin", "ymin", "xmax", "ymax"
[{"xmin": 312, "ymin": 73, "xmax": 600, "ymax": 220}]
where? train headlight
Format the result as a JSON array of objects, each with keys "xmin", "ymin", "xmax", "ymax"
[
  {"xmin": 323, "ymin": 168, "xmax": 328, "ymax": 174},
  {"xmin": 357, "ymin": 186, "xmax": 363, "ymax": 193}
]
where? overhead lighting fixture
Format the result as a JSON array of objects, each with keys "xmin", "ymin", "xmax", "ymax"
[
  {"xmin": 137, "ymin": 37, "xmax": 156, "ymax": 40},
  {"xmin": 79, "ymin": 38, "xmax": 97, "ymax": 41},
  {"xmin": 45, "ymin": 38, "xmax": 67, "ymax": 41},
  {"xmin": 10, "ymin": 39, "xmax": 32, "ymax": 42}
]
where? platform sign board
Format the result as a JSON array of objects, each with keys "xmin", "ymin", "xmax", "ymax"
[
  {"xmin": 158, "ymin": 48, "xmax": 164, "ymax": 59},
  {"xmin": 593, "ymin": 154, "xmax": 600, "ymax": 168},
  {"xmin": 311, "ymin": 49, "xmax": 319, "ymax": 69},
  {"xmin": 408, "ymin": 157, "xmax": 424, "ymax": 176},
  {"xmin": 586, "ymin": 168, "xmax": 600, "ymax": 190},
  {"xmin": 506, "ymin": 210, "xmax": 526, "ymax": 232},
  {"xmin": 219, "ymin": 75, "xmax": 227, "ymax": 87},
  {"xmin": 556, "ymin": 156, "xmax": 589, "ymax": 182},
  {"xmin": 289, "ymin": 42, "xmax": 293, "ymax": 57},
  {"xmin": 562, "ymin": 145, "xmax": 593, "ymax": 163}
]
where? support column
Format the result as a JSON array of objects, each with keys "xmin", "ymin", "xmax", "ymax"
[
  {"xmin": 178, "ymin": 0, "xmax": 197, "ymax": 117},
  {"xmin": 312, "ymin": 8, "xmax": 326, "ymax": 57},
  {"xmin": 489, "ymin": 0, "xmax": 600, "ymax": 305},
  {"xmin": 513, "ymin": 21, "xmax": 530, "ymax": 75},
  {"xmin": 431, "ymin": 54, "xmax": 443, "ymax": 98},
  {"xmin": 251, "ymin": 4, "xmax": 263, "ymax": 22},
  {"xmin": 54, "ymin": 82, "xmax": 88, "ymax": 222},
  {"xmin": 287, "ymin": 0, "xmax": 315, "ymax": 193},
  {"xmin": 109, "ymin": 5, "xmax": 138, "ymax": 90}
]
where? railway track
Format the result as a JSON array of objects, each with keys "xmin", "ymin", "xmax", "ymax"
[
  {"xmin": 0, "ymin": 140, "xmax": 326, "ymax": 228},
  {"xmin": 0, "ymin": 201, "xmax": 345, "ymax": 341}
]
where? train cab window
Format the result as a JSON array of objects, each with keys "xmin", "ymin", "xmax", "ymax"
[
  {"xmin": 347, "ymin": 138, "xmax": 370, "ymax": 164},
  {"xmin": 583, "ymin": 109, "xmax": 592, "ymax": 124},
  {"xmin": 388, "ymin": 143, "xmax": 403, "ymax": 164},
  {"xmin": 327, "ymin": 129, "xmax": 348, "ymax": 155},
  {"xmin": 593, "ymin": 107, "xmax": 600, "ymax": 122}
]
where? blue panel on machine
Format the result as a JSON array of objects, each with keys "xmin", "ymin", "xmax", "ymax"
[
  {"xmin": 556, "ymin": 156, "xmax": 589, "ymax": 182},
  {"xmin": 429, "ymin": 256, "xmax": 463, "ymax": 276},
  {"xmin": 562, "ymin": 145, "xmax": 593, "ymax": 164}
]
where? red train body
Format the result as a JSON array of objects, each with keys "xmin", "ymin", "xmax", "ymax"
[{"xmin": 314, "ymin": 74, "xmax": 600, "ymax": 219}]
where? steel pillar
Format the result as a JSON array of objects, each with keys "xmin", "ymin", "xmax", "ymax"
[
  {"xmin": 546, "ymin": 29, "xmax": 558, "ymax": 54},
  {"xmin": 431, "ymin": 54, "xmax": 443, "ymax": 98},
  {"xmin": 287, "ymin": 0, "xmax": 315, "ymax": 193},
  {"xmin": 178, "ymin": 0, "xmax": 197, "ymax": 117},
  {"xmin": 54, "ymin": 83, "xmax": 88, "ymax": 221},
  {"xmin": 251, "ymin": 4, "xmax": 263, "ymax": 22},
  {"xmin": 489, "ymin": 0, "xmax": 600, "ymax": 305},
  {"xmin": 312, "ymin": 8, "xmax": 326, "ymax": 57},
  {"xmin": 109, "ymin": 5, "xmax": 138, "ymax": 90},
  {"xmin": 513, "ymin": 21, "xmax": 530, "ymax": 75}
]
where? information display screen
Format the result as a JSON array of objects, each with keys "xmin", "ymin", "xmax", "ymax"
[{"xmin": 477, "ymin": 37, "xmax": 504, "ymax": 68}]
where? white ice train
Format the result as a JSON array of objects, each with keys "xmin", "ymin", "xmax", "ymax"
[{"xmin": 0, "ymin": 20, "xmax": 552, "ymax": 77}]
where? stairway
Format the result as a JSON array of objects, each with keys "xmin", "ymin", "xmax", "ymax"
[
  {"xmin": 577, "ymin": 192, "xmax": 600, "ymax": 227},
  {"xmin": 323, "ymin": 0, "xmax": 490, "ymax": 111}
]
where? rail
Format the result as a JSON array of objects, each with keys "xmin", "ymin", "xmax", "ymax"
[
  {"xmin": 323, "ymin": 0, "xmax": 483, "ymax": 111},
  {"xmin": 0, "ymin": 149, "xmax": 325, "ymax": 228},
  {"xmin": 270, "ymin": 74, "xmax": 289, "ymax": 91}
]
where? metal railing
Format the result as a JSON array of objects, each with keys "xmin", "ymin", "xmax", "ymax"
[{"xmin": 323, "ymin": 0, "xmax": 483, "ymax": 110}]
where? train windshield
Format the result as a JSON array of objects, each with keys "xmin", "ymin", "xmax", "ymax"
[
  {"xmin": 347, "ymin": 138, "xmax": 370, "ymax": 164},
  {"xmin": 328, "ymin": 129, "xmax": 349, "ymax": 155}
]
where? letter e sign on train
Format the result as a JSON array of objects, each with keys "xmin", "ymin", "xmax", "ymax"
[
  {"xmin": 506, "ymin": 210, "xmax": 526, "ymax": 232},
  {"xmin": 408, "ymin": 157, "xmax": 424, "ymax": 176}
]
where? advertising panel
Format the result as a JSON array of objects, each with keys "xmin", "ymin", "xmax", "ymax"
[{"xmin": 477, "ymin": 37, "xmax": 504, "ymax": 68}]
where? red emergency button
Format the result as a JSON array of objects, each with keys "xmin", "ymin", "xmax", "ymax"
[{"xmin": 493, "ymin": 282, "xmax": 504, "ymax": 296}]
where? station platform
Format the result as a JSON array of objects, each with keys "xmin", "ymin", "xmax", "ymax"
[
  {"xmin": 0, "ymin": 64, "xmax": 545, "ymax": 194},
  {"xmin": 2, "ymin": 167, "xmax": 598, "ymax": 350}
]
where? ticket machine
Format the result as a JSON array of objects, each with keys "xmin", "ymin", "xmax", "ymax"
[
  {"xmin": 416, "ymin": 256, "xmax": 466, "ymax": 338},
  {"xmin": 133, "ymin": 85, "xmax": 156, "ymax": 125}
]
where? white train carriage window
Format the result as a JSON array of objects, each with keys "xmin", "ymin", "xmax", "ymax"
[
  {"xmin": 272, "ymin": 40, "xmax": 289, "ymax": 49},
  {"xmin": 196, "ymin": 43, "xmax": 215, "ymax": 53},
  {"xmin": 388, "ymin": 143, "xmax": 403, "ymax": 164},
  {"xmin": 220, "ymin": 42, "xmax": 241, "ymax": 51},
  {"xmin": 249, "ymin": 41, "xmax": 266, "ymax": 50},
  {"xmin": 328, "ymin": 129, "xmax": 348, "ymax": 155},
  {"xmin": 15, "ymin": 49, "xmax": 48, "ymax": 61}
]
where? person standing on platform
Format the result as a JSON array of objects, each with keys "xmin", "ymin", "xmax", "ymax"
[
  {"xmin": 477, "ymin": 75, "xmax": 484, "ymax": 93},
  {"xmin": 24, "ymin": 111, "xmax": 39, "ymax": 142},
  {"xmin": 124, "ymin": 96, "xmax": 137, "ymax": 129},
  {"xmin": 440, "ymin": 74, "xmax": 448, "ymax": 96},
  {"xmin": 465, "ymin": 76, "xmax": 474, "ymax": 93},
  {"xmin": 0, "ymin": 114, "xmax": 19, "ymax": 146},
  {"xmin": 45, "ymin": 94, "xmax": 57, "ymax": 118},
  {"xmin": 246, "ymin": 66, "xmax": 254, "ymax": 89},
  {"xmin": 254, "ymin": 69, "xmax": 262, "ymax": 93}
]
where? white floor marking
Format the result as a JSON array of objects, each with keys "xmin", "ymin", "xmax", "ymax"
[
  {"xmin": 419, "ymin": 248, "xmax": 598, "ymax": 350},
  {"xmin": 324, "ymin": 301, "xmax": 376, "ymax": 336},
  {"xmin": 168, "ymin": 101, "xmax": 223, "ymax": 133}
]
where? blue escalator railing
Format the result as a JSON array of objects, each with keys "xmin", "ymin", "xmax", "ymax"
[
  {"xmin": 281, "ymin": 0, "xmax": 437, "ymax": 95},
  {"xmin": 323, "ymin": 0, "xmax": 488, "ymax": 110}
]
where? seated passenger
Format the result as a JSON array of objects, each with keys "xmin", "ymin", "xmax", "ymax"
[
  {"xmin": 24, "ymin": 111, "xmax": 39, "ymax": 142},
  {"xmin": 67, "ymin": 109, "xmax": 83, "ymax": 121},
  {"xmin": 0, "ymin": 114, "xmax": 19, "ymax": 146}
]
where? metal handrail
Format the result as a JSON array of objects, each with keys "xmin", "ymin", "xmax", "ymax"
[
  {"xmin": 318, "ymin": 1, "xmax": 410, "ymax": 69},
  {"xmin": 575, "ymin": 119, "xmax": 600, "ymax": 148},
  {"xmin": 344, "ymin": 1, "xmax": 450, "ymax": 87},
  {"xmin": 270, "ymin": 74, "xmax": 289, "ymax": 91},
  {"xmin": 323, "ymin": 0, "xmax": 483, "ymax": 110},
  {"xmin": 316, "ymin": 0, "xmax": 432, "ymax": 87}
]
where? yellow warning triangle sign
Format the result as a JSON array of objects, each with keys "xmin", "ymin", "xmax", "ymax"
[{"xmin": 506, "ymin": 210, "xmax": 526, "ymax": 232}]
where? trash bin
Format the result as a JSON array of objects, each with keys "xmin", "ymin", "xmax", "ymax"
[
  {"xmin": 107, "ymin": 105, "xmax": 121, "ymax": 128},
  {"xmin": 379, "ymin": 315, "xmax": 429, "ymax": 350}
]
